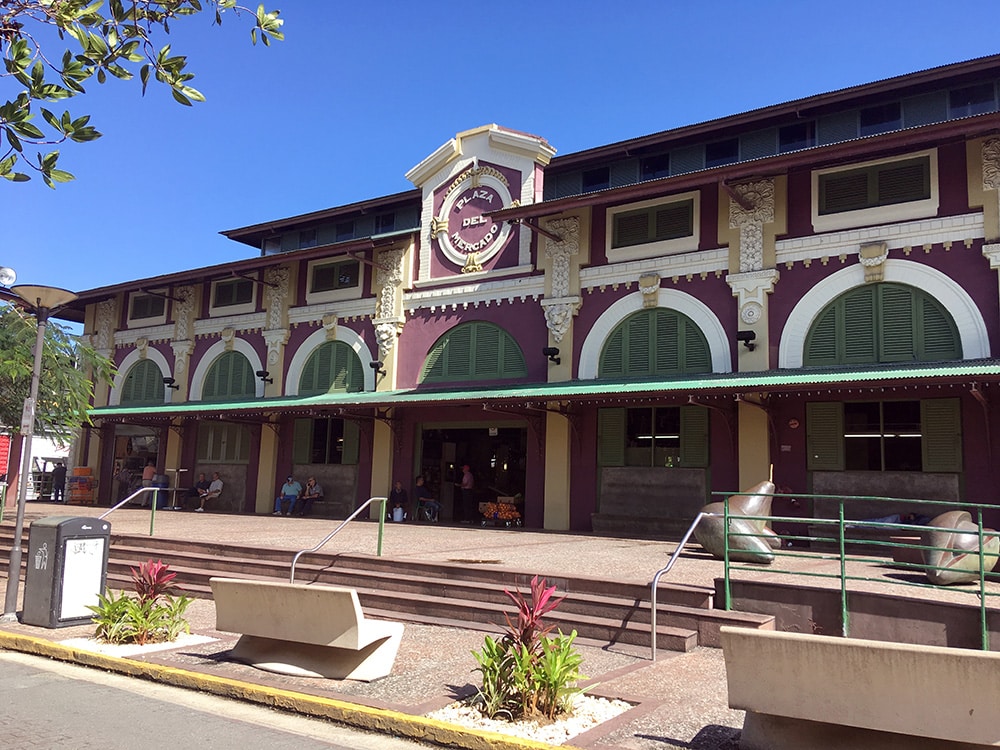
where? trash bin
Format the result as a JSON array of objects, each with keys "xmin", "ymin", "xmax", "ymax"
[
  {"xmin": 152, "ymin": 474, "xmax": 169, "ymax": 509},
  {"xmin": 22, "ymin": 516, "xmax": 111, "ymax": 628}
]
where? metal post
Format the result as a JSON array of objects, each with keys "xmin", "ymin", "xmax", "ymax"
[
  {"xmin": 838, "ymin": 499, "xmax": 849, "ymax": 638},
  {"xmin": 376, "ymin": 498, "xmax": 385, "ymax": 557},
  {"xmin": 977, "ymin": 508, "xmax": 989, "ymax": 651},
  {"xmin": 2, "ymin": 310, "xmax": 48, "ymax": 621}
]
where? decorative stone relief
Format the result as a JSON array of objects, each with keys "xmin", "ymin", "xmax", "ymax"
[
  {"xmin": 264, "ymin": 267, "xmax": 290, "ymax": 331},
  {"xmin": 220, "ymin": 327, "xmax": 236, "ymax": 351},
  {"xmin": 170, "ymin": 340, "xmax": 194, "ymax": 374},
  {"xmin": 983, "ymin": 138, "xmax": 1000, "ymax": 239},
  {"xmin": 173, "ymin": 285, "xmax": 195, "ymax": 341},
  {"xmin": 373, "ymin": 247, "xmax": 406, "ymax": 360},
  {"xmin": 639, "ymin": 273, "xmax": 661, "ymax": 309},
  {"xmin": 263, "ymin": 329, "xmax": 289, "ymax": 366},
  {"xmin": 461, "ymin": 253, "xmax": 483, "ymax": 274},
  {"xmin": 134, "ymin": 337, "xmax": 149, "ymax": 359},
  {"xmin": 322, "ymin": 313, "xmax": 338, "ymax": 340},
  {"xmin": 726, "ymin": 269, "xmax": 779, "ymax": 327},
  {"xmin": 93, "ymin": 298, "xmax": 116, "ymax": 354},
  {"xmin": 859, "ymin": 241, "xmax": 889, "ymax": 283},
  {"xmin": 983, "ymin": 243, "xmax": 1000, "ymax": 270},
  {"xmin": 541, "ymin": 216, "xmax": 582, "ymax": 343},
  {"xmin": 728, "ymin": 179, "xmax": 775, "ymax": 273}
]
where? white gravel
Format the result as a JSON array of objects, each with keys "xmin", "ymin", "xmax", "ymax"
[{"xmin": 426, "ymin": 694, "xmax": 633, "ymax": 745}]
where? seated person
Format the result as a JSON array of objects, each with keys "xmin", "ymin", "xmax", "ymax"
[
  {"xmin": 388, "ymin": 480, "xmax": 408, "ymax": 522},
  {"xmin": 414, "ymin": 475, "xmax": 440, "ymax": 521},
  {"xmin": 273, "ymin": 475, "xmax": 302, "ymax": 516},
  {"xmin": 186, "ymin": 472, "xmax": 211, "ymax": 509},
  {"xmin": 196, "ymin": 472, "xmax": 223, "ymax": 512},
  {"xmin": 293, "ymin": 476, "xmax": 323, "ymax": 516},
  {"xmin": 852, "ymin": 512, "xmax": 933, "ymax": 527}
]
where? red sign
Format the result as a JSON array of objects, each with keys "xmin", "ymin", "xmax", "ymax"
[{"xmin": 0, "ymin": 434, "xmax": 9, "ymax": 478}]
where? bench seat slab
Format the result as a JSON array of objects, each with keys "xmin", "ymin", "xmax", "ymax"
[{"xmin": 229, "ymin": 630, "xmax": 403, "ymax": 681}]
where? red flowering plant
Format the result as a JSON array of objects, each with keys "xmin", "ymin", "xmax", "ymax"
[
  {"xmin": 472, "ymin": 575, "xmax": 586, "ymax": 721},
  {"xmin": 88, "ymin": 559, "xmax": 192, "ymax": 646}
]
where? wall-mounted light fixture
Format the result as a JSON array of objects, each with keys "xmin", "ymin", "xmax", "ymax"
[
  {"xmin": 542, "ymin": 346, "xmax": 561, "ymax": 365},
  {"xmin": 255, "ymin": 369, "xmax": 273, "ymax": 384},
  {"xmin": 370, "ymin": 360, "xmax": 387, "ymax": 377},
  {"xmin": 735, "ymin": 330, "xmax": 756, "ymax": 352},
  {"xmin": 163, "ymin": 377, "xmax": 179, "ymax": 390}
]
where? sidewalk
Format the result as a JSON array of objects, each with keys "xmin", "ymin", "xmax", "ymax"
[{"xmin": 1, "ymin": 503, "xmax": 744, "ymax": 750}]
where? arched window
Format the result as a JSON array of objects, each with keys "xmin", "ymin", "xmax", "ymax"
[
  {"xmin": 120, "ymin": 359, "xmax": 163, "ymax": 406},
  {"xmin": 298, "ymin": 341, "xmax": 364, "ymax": 395},
  {"xmin": 803, "ymin": 283, "xmax": 961, "ymax": 366},
  {"xmin": 202, "ymin": 351, "xmax": 256, "ymax": 401},
  {"xmin": 599, "ymin": 308, "xmax": 711, "ymax": 378},
  {"xmin": 420, "ymin": 321, "xmax": 527, "ymax": 384}
]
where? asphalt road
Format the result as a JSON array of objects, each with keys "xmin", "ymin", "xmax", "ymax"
[{"xmin": 0, "ymin": 651, "xmax": 436, "ymax": 749}]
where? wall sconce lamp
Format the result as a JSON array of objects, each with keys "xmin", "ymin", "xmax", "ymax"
[
  {"xmin": 542, "ymin": 346, "xmax": 561, "ymax": 365},
  {"xmin": 735, "ymin": 330, "xmax": 756, "ymax": 352},
  {"xmin": 370, "ymin": 360, "xmax": 387, "ymax": 377},
  {"xmin": 255, "ymin": 369, "xmax": 273, "ymax": 384},
  {"xmin": 162, "ymin": 377, "xmax": 179, "ymax": 390}
]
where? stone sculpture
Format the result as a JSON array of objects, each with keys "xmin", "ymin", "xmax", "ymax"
[
  {"xmin": 694, "ymin": 480, "xmax": 781, "ymax": 564},
  {"xmin": 922, "ymin": 510, "xmax": 1000, "ymax": 585}
]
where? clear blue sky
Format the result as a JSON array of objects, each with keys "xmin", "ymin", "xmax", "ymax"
[{"xmin": 4, "ymin": 0, "xmax": 999, "ymax": 294}]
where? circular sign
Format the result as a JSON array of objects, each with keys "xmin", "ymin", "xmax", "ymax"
[{"xmin": 434, "ymin": 166, "xmax": 514, "ymax": 267}]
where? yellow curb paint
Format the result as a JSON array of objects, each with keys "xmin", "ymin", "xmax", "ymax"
[{"xmin": 0, "ymin": 631, "xmax": 580, "ymax": 750}]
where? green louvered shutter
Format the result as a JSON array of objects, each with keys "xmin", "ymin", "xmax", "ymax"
[
  {"xmin": 501, "ymin": 331, "xmax": 527, "ymax": 375},
  {"xmin": 474, "ymin": 324, "xmax": 501, "ymax": 378},
  {"xmin": 444, "ymin": 325, "xmax": 473, "ymax": 379},
  {"xmin": 292, "ymin": 419, "xmax": 312, "ymax": 463},
  {"xmin": 679, "ymin": 405, "xmax": 710, "ymax": 467},
  {"xmin": 654, "ymin": 309, "xmax": 679, "ymax": 373},
  {"xmin": 122, "ymin": 359, "xmax": 162, "ymax": 405},
  {"xmin": 600, "ymin": 328, "xmax": 625, "ymax": 377},
  {"xmin": 843, "ymin": 286, "xmax": 877, "ymax": 363},
  {"xmin": 203, "ymin": 351, "xmax": 255, "ymax": 401},
  {"xmin": 804, "ymin": 306, "xmax": 838, "ymax": 365},
  {"xmin": 597, "ymin": 408, "xmax": 626, "ymax": 466},
  {"xmin": 878, "ymin": 285, "xmax": 915, "ymax": 362},
  {"xmin": 626, "ymin": 313, "xmax": 651, "ymax": 374},
  {"xmin": 921, "ymin": 398, "xmax": 962, "ymax": 473},
  {"xmin": 682, "ymin": 319, "xmax": 711, "ymax": 372},
  {"xmin": 806, "ymin": 402, "xmax": 844, "ymax": 471},
  {"xmin": 919, "ymin": 296, "xmax": 961, "ymax": 360},
  {"xmin": 342, "ymin": 419, "xmax": 360, "ymax": 465}
]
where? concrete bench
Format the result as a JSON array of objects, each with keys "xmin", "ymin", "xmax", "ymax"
[
  {"xmin": 210, "ymin": 577, "xmax": 404, "ymax": 682},
  {"xmin": 721, "ymin": 626, "xmax": 1000, "ymax": 749}
]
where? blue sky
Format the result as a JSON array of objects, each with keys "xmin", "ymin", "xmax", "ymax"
[{"xmin": 4, "ymin": 0, "xmax": 999, "ymax": 295}]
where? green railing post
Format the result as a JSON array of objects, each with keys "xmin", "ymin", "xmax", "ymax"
[
  {"xmin": 723, "ymin": 495, "xmax": 732, "ymax": 611},
  {"xmin": 149, "ymin": 488, "xmax": 156, "ymax": 537},
  {"xmin": 376, "ymin": 498, "xmax": 386, "ymax": 557},
  {"xmin": 838, "ymin": 499, "xmax": 849, "ymax": 638},
  {"xmin": 977, "ymin": 508, "xmax": 989, "ymax": 651},
  {"xmin": 0, "ymin": 483, "xmax": 6, "ymax": 524}
]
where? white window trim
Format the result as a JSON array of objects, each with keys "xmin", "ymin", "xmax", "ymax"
[
  {"xmin": 811, "ymin": 149, "xmax": 939, "ymax": 234},
  {"xmin": 304, "ymin": 257, "xmax": 366, "ymax": 306},
  {"xmin": 579, "ymin": 288, "xmax": 731, "ymax": 379},
  {"xmin": 605, "ymin": 191, "xmax": 700, "ymax": 263},
  {"xmin": 285, "ymin": 325, "xmax": 376, "ymax": 395},
  {"xmin": 109, "ymin": 347, "xmax": 171, "ymax": 406},
  {"xmin": 126, "ymin": 291, "xmax": 168, "ymax": 328},
  {"xmin": 778, "ymin": 259, "xmax": 989, "ymax": 368},
  {"xmin": 209, "ymin": 278, "xmax": 257, "ymax": 317}
]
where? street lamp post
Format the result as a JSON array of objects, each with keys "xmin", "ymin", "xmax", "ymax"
[{"xmin": 1, "ymin": 284, "xmax": 79, "ymax": 622}]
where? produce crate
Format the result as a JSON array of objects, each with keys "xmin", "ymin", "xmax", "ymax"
[{"xmin": 479, "ymin": 498, "xmax": 522, "ymax": 527}]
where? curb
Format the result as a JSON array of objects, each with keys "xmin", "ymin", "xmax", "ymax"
[{"xmin": 0, "ymin": 630, "xmax": 581, "ymax": 750}]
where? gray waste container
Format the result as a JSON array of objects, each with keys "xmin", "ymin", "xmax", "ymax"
[{"xmin": 22, "ymin": 516, "xmax": 111, "ymax": 628}]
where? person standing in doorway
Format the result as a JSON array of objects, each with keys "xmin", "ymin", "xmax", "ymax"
[
  {"xmin": 389, "ymin": 480, "xmax": 409, "ymax": 522},
  {"xmin": 140, "ymin": 459, "xmax": 157, "ymax": 507},
  {"xmin": 457, "ymin": 464, "xmax": 474, "ymax": 522},
  {"xmin": 51, "ymin": 462, "xmax": 67, "ymax": 504}
]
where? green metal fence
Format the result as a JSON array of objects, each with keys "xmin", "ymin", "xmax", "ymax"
[{"xmin": 717, "ymin": 492, "xmax": 1000, "ymax": 651}]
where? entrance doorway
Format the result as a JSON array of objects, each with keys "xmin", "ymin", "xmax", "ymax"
[{"xmin": 418, "ymin": 425, "xmax": 526, "ymax": 524}]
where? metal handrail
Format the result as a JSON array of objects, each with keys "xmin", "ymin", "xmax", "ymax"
[
  {"xmin": 99, "ymin": 486, "xmax": 164, "ymax": 536},
  {"xmin": 290, "ymin": 496, "xmax": 387, "ymax": 583},
  {"xmin": 649, "ymin": 510, "xmax": 719, "ymax": 660}
]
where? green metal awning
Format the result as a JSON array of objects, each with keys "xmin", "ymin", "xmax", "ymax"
[{"xmin": 89, "ymin": 359, "xmax": 1000, "ymax": 421}]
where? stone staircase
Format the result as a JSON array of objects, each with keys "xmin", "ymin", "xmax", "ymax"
[{"xmin": 0, "ymin": 525, "xmax": 773, "ymax": 652}]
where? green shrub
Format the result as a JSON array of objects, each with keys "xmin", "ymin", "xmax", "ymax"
[
  {"xmin": 472, "ymin": 576, "xmax": 587, "ymax": 721},
  {"xmin": 88, "ymin": 559, "xmax": 192, "ymax": 645}
]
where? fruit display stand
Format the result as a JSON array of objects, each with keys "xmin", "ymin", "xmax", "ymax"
[
  {"xmin": 479, "ymin": 496, "xmax": 523, "ymax": 527},
  {"xmin": 68, "ymin": 467, "xmax": 97, "ymax": 505}
]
